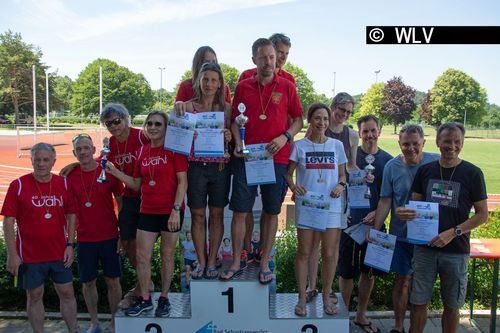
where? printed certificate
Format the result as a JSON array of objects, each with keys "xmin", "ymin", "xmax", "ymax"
[
  {"xmin": 244, "ymin": 144, "xmax": 276, "ymax": 185},
  {"xmin": 295, "ymin": 191, "xmax": 331, "ymax": 231},
  {"xmin": 348, "ymin": 170, "xmax": 370, "ymax": 209},
  {"xmin": 364, "ymin": 229, "xmax": 396, "ymax": 273},
  {"xmin": 164, "ymin": 111, "xmax": 195, "ymax": 155},
  {"xmin": 406, "ymin": 201, "xmax": 439, "ymax": 244},
  {"xmin": 344, "ymin": 223, "xmax": 372, "ymax": 245},
  {"xmin": 194, "ymin": 111, "xmax": 225, "ymax": 157}
]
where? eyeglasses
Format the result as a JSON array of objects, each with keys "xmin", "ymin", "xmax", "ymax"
[
  {"xmin": 146, "ymin": 121, "xmax": 163, "ymax": 127},
  {"xmin": 72, "ymin": 133, "xmax": 92, "ymax": 143},
  {"xmin": 104, "ymin": 118, "xmax": 122, "ymax": 128},
  {"xmin": 336, "ymin": 106, "xmax": 352, "ymax": 115}
]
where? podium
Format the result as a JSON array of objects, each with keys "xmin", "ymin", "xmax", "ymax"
[{"xmin": 115, "ymin": 264, "xmax": 349, "ymax": 333}]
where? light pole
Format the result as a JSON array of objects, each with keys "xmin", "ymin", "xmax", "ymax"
[
  {"xmin": 374, "ymin": 70, "xmax": 381, "ymax": 83},
  {"xmin": 158, "ymin": 67, "xmax": 165, "ymax": 110},
  {"xmin": 332, "ymin": 72, "xmax": 336, "ymax": 97}
]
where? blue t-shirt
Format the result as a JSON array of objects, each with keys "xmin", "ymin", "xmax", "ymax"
[
  {"xmin": 350, "ymin": 147, "xmax": 393, "ymax": 224},
  {"xmin": 380, "ymin": 152, "xmax": 440, "ymax": 240}
]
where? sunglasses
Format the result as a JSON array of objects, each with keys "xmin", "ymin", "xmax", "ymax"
[
  {"xmin": 336, "ymin": 106, "xmax": 352, "ymax": 115},
  {"xmin": 146, "ymin": 121, "xmax": 164, "ymax": 127},
  {"xmin": 104, "ymin": 118, "xmax": 122, "ymax": 128},
  {"xmin": 72, "ymin": 133, "xmax": 92, "ymax": 143}
]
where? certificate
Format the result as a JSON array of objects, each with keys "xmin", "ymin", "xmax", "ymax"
[
  {"xmin": 405, "ymin": 201, "xmax": 439, "ymax": 244},
  {"xmin": 244, "ymin": 144, "xmax": 276, "ymax": 185},
  {"xmin": 194, "ymin": 112, "xmax": 225, "ymax": 157},
  {"xmin": 364, "ymin": 229, "xmax": 396, "ymax": 273},
  {"xmin": 348, "ymin": 170, "xmax": 370, "ymax": 209},
  {"xmin": 164, "ymin": 111, "xmax": 195, "ymax": 155},
  {"xmin": 295, "ymin": 191, "xmax": 330, "ymax": 231},
  {"xmin": 344, "ymin": 223, "xmax": 372, "ymax": 245}
]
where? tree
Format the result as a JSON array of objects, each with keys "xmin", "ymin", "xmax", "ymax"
[
  {"xmin": 381, "ymin": 76, "xmax": 416, "ymax": 133},
  {"xmin": 481, "ymin": 103, "xmax": 500, "ymax": 128},
  {"xmin": 428, "ymin": 69, "xmax": 487, "ymax": 126},
  {"xmin": 0, "ymin": 30, "xmax": 46, "ymax": 123},
  {"xmin": 50, "ymin": 74, "xmax": 73, "ymax": 113},
  {"xmin": 283, "ymin": 63, "xmax": 315, "ymax": 112},
  {"xmin": 419, "ymin": 90, "xmax": 432, "ymax": 125},
  {"xmin": 220, "ymin": 63, "xmax": 239, "ymax": 95},
  {"xmin": 355, "ymin": 83, "xmax": 385, "ymax": 122},
  {"xmin": 70, "ymin": 59, "xmax": 154, "ymax": 117}
]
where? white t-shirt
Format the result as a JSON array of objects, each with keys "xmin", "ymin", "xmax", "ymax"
[{"xmin": 290, "ymin": 137, "xmax": 348, "ymax": 228}]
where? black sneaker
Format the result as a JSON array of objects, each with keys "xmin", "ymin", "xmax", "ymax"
[
  {"xmin": 125, "ymin": 296, "xmax": 153, "ymax": 317},
  {"xmin": 155, "ymin": 296, "xmax": 171, "ymax": 317}
]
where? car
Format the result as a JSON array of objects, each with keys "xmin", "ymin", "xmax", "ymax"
[{"xmin": 0, "ymin": 115, "xmax": 11, "ymax": 124}]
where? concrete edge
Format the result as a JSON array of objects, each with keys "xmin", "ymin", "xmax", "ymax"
[{"xmin": 0, "ymin": 310, "xmax": 496, "ymax": 320}]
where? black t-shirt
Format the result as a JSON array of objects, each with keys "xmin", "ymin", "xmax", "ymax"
[
  {"xmin": 412, "ymin": 160, "xmax": 487, "ymax": 254},
  {"xmin": 350, "ymin": 147, "xmax": 393, "ymax": 224}
]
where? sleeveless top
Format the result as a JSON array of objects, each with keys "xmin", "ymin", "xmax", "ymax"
[{"xmin": 325, "ymin": 125, "xmax": 351, "ymax": 161}]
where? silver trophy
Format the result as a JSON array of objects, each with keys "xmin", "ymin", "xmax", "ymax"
[
  {"xmin": 97, "ymin": 137, "xmax": 110, "ymax": 183},
  {"xmin": 235, "ymin": 103, "xmax": 250, "ymax": 155},
  {"xmin": 364, "ymin": 154, "xmax": 375, "ymax": 199}
]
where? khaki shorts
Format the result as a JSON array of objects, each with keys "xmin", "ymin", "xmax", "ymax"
[{"xmin": 410, "ymin": 246, "xmax": 468, "ymax": 308}]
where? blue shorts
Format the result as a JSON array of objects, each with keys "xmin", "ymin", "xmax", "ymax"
[
  {"xmin": 391, "ymin": 240, "xmax": 414, "ymax": 276},
  {"xmin": 184, "ymin": 258, "xmax": 196, "ymax": 268},
  {"xmin": 229, "ymin": 158, "xmax": 287, "ymax": 215},
  {"xmin": 77, "ymin": 238, "xmax": 122, "ymax": 283},
  {"xmin": 18, "ymin": 260, "xmax": 73, "ymax": 290}
]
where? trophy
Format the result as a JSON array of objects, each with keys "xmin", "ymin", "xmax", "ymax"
[
  {"xmin": 97, "ymin": 137, "xmax": 110, "ymax": 183},
  {"xmin": 364, "ymin": 154, "xmax": 375, "ymax": 199},
  {"xmin": 235, "ymin": 103, "xmax": 250, "ymax": 155}
]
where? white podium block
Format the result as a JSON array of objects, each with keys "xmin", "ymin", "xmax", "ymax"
[{"xmin": 115, "ymin": 265, "xmax": 349, "ymax": 332}]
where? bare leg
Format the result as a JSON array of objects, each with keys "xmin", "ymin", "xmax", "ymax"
[
  {"xmin": 244, "ymin": 213, "xmax": 254, "ymax": 253},
  {"xmin": 354, "ymin": 272, "xmax": 378, "ymax": 333},
  {"xmin": 135, "ymin": 230, "xmax": 159, "ymax": 298},
  {"xmin": 410, "ymin": 303, "xmax": 428, "ymax": 333},
  {"xmin": 320, "ymin": 228, "xmax": 340, "ymax": 311},
  {"xmin": 296, "ymin": 229, "xmax": 316, "ymax": 305},
  {"xmin": 159, "ymin": 231, "xmax": 180, "ymax": 295},
  {"xmin": 442, "ymin": 305, "xmax": 459, "ymax": 333},
  {"xmin": 339, "ymin": 277, "xmax": 354, "ymax": 310},
  {"xmin": 82, "ymin": 279, "xmax": 100, "ymax": 330},
  {"xmin": 54, "ymin": 282, "xmax": 77, "ymax": 333},
  {"xmin": 190, "ymin": 208, "xmax": 207, "ymax": 269},
  {"xmin": 207, "ymin": 206, "xmax": 224, "ymax": 268},
  {"xmin": 307, "ymin": 233, "xmax": 321, "ymax": 293},
  {"xmin": 393, "ymin": 274, "xmax": 411, "ymax": 331},
  {"xmin": 26, "ymin": 286, "xmax": 45, "ymax": 333},
  {"xmin": 259, "ymin": 212, "xmax": 278, "ymax": 278},
  {"xmin": 104, "ymin": 276, "xmax": 122, "ymax": 330}
]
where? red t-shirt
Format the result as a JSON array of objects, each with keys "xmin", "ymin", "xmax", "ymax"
[
  {"xmin": 68, "ymin": 165, "xmax": 124, "ymax": 242},
  {"xmin": 1, "ymin": 174, "xmax": 77, "ymax": 264},
  {"xmin": 106, "ymin": 127, "xmax": 149, "ymax": 198},
  {"xmin": 238, "ymin": 68, "xmax": 296, "ymax": 85},
  {"xmin": 134, "ymin": 145, "xmax": 188, "ymax": 214},
  {"xmin": 176, "ymin": 79, "xmax": 232, "ymax": 103},
  {"xmin": 232, "ymin": 74, "xmax": 303, "ymax": 164}
]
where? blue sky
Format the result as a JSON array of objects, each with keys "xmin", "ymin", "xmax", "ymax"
[{"xmin": 2, "ymin": 0, "xmax": 500, "ymax": 104}]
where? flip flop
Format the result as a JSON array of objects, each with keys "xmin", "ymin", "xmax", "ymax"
[
  {"xmin": 305, "ymin": 289, "xmax": 318, "ymax": 303},
  {"xmin": 353, "ymin": 321, "xmax": 381, "ymax": 333},
  {"xmin": 323, "ymin": 302, "xmax": 338, "ymax": 316},
  {"xmin": 191, "ymin": 265, "xmax": 205, "ymax": 280},
  {"xmin": 258, "ymin": 270, "xmax": 273, "ymax": 285},
  {"xmin": 204, "ymin": 266, "xmax": 219, "ymax": 279},
  {"xmin": 219, "ymin": 268, "xmax": 243, "ymax": 281},
  {"xmin": 329, "ymin": 291, "xmax": 339, "ymax": 304},
  {"xmin": 294, "ymin": 303, "xmax": 307, "ymax": 317},
  {"xmin": 389, "ymin": 329, "xmax": 405, "ymax": 333}
]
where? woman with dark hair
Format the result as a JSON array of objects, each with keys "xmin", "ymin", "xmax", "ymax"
[
  {"xmin": 286, "ymin": 103, "xmax": 347, "ymax": 317},
  {"xmin": 174, "ymin": 62, "xmax": 232, "ymax": 280},
  {"xmin": 176, "ymin": 46, "xmax": 232, "ymax": 103},
  {"xmin": 107, "ymin": 110, "xmax": 188, "ymax": 318}
]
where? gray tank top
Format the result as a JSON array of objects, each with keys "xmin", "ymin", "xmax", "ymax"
[{"xmin": 325, "ymin": 125, "xmax": 351, "ymax": 161}]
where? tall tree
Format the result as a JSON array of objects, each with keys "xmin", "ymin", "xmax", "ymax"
[
  {"xmin": 381, "ymin": 76, "xmax": 416, "ymax": 133},
  {"xmin": 481, "ymin": 103, "xmax": 500, "ymax": 128},
  {"xmin": 428, "ymin": 68, "xmax": 487, "ymax": 126},
  {"xmin": 355, "ymin": 83, "xmax": 385, "ymax": 122},
  {"xmin": 0, "ymin": 30, "xmax": 46, "ymax": 123},
  {"xmin": 50, "ymin": 74, "xmax": 73, "ymax": 113},
  {"xmin": 71, "ymin": 59, "xmax": 154, "ymax": 117},
  {"xmin": 220, "ymin": 63, "xmax": 239, "ymax": 96},
  {"xmin": 419, "ymin": 90, "xmax": 432, "ymax": 125},
  {"xmin": 283, "ymin": 63, "xmax": 315, "ymax": 112}
]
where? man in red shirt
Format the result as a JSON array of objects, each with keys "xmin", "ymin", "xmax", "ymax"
[
  {"xmin": 238, "ymin": 33, "xmax": 296, "ymax": 85},
  {"xmin": 221, "ymin": 38, "xmax": 303, "ymax": 284},
  {"xmin": 68, "ymin": 134, "xmax": 124, "ymax": 333},
  {"xmin": 2, "ymin": 143, "xmax": 78, "ymax": 333}
]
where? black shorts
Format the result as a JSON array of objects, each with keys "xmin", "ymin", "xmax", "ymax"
[
  {"xmin": 187, "ymin": 161, "xmax": 230, "ymax": 209},
  {"xmin": 118, "ymin": 196, "xmax": 141, "ymax": 240},
  {"xmin": 338, "ymin": 227, "xmax": 386, "ymax": 279},
  {"xmin": 138, "ymin": 212, "xmax": 185, "ymax": 233}
]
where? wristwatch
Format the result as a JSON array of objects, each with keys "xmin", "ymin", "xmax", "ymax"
[
  {"xmin": 454, "ymin": 226, "xmax": 463, "ymax": 237},
  {"xmin": 339, "ymin": 181, "xmax": 347, "ymax": 187},
  {"xmin": 66, "ymin": 242, "xmax": 76, "ymax": 248},
  {"xmin": 283, "ymin": 131, "xmax": 292, "ymax": 142},
  {"xmin": 173, "ymin": 204, "xmax": 181, "ymax": 212}
]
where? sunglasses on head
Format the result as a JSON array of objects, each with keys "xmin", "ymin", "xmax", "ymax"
[
  {"xmin": 72, "ymin": 133, "xmax": 92, "ymax": 143},
  {"xmin": 104, "ymin": 118, "xmax": 122, "ymax": 128},
  {"xmin": 146, "ymin": 121, "xmax": 163, "ymax": 127}
]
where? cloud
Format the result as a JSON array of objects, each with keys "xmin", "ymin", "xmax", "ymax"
[{"xmin": 21, "ymin": 0, "xmax": 293, "ymax": 41}]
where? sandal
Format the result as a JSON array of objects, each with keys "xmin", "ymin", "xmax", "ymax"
[
  {"xmin": 191, "ymin": 265, "xmax": 205, "ymax": 280},
  {"xmin": 294, "ymin": 303, "xmax": 307, "ymax": 317},
  {"xmin": 330, "ymin": 291, "xmax": 339, "ymax": 304},
  {"xmin": 353, "ymin": 321, "xmax": 381, "ymax": 333},
  {"xmin": 219, "ymin": 267, "xmax": 243, "ymax": 281},
  {"xmin": 204, "ymin": 266, "xmax": 219, "ymax": 279},
  {"xmin": 305, "ymin": 289, "xmax": 318, "ymax": 303},
  {"xmin": 258, "ymin": 270, "xmax": 273, "ymax": 285},
  {"xmin": 323, "ymin": 302, "xmax": 338, "ymax": 316}
]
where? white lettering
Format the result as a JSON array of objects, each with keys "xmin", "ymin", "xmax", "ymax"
[
  {"xmin": 423, "ymin": 27, "xmax": 434, "ymax": 43},
  {"xmin": 395, "ymin": 27, "xmax": 413, "ymax": 43},
  {"xmin": 142, "ymin": 155, "xmax": 168, "ymax": 167},
  {"xmin": 31, "ymin": 195, "xmax": 64, "ymax": 208}
]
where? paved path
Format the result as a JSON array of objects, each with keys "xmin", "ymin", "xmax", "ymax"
[{"xmin": 0, "ymin": 312, "xmax": 497, "ymax": 333}]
